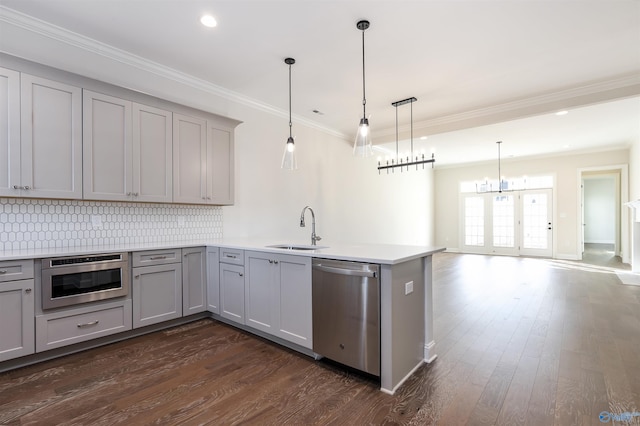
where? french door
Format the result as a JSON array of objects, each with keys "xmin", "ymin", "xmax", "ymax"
[{"xmin": 461, "ymin": 189, "xmax": 552, "ymax": 257}]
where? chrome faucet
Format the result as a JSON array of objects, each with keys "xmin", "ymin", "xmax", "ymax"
[{"xmin": 300, "ymin": 206, "xmax": 322, "ymax": 245}]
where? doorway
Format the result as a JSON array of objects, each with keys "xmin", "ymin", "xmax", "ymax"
[{"xmin": 578, "ymin": 166, "xmax": 628, "ymax": 262}]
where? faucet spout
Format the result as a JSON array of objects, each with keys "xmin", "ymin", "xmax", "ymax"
[{"xmin": 299, "ymin": 206, "xmax": 321, "ymax": 245}]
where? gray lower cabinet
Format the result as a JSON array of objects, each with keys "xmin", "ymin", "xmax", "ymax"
[
  {"xmin": 132, "ymin": 249, "xmax": 182, "ymax": 328},
  {"xmin": 35, "ymin": 300, "xmax": 132, "ymax": 352},
  {"xmin": 206, "ymin": 247, "xmax": 220, "ymax": 314},
  {"xmin": 244, "ymin": 251, "xmax": 312, "ymax": 349},
  {"xmin": 0, "ymin": 259, "xmax": 35, "ymax": 361},
  {"xmin": 219, "ymin": 248, "xmax": 245, "ymax": 324},
  {"xmin": 182, "ymin": 247, "xmax": 206, "ymax": 316}
]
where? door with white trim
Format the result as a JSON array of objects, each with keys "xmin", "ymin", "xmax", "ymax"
[{"xmin": 519, "ymin": 189, "xmax": 553, "ymax": 257}]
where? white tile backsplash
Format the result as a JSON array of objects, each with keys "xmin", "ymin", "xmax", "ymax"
[{"xmin": 0, "ymin": 198, "xmax": 223, "ymax": 251}]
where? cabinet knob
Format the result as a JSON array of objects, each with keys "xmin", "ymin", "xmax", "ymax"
[
  {"xmin": 133, "ymin": 192, "xmax": 139, "ymax": 197},
  {"xmin": 273, "ymin": 261, "xmax": 279, "ymax": 265},
  {"xmin": 127, "ymin": 192, "xmax": 132, "ymax": 196},
  {"xmin": 13, "ymin": 185, "xmax": 19, "ymax": 190},
  {"xmin": 134, "ymin": 274, "xmax": 140, "ymax": 279},
  {"xmin": 239, "ymin": 273, "xmax": 244, "ymax": 277},
  {"xmin": 0, "ymin": 270, "xmax": 6, "ymax": 274},
  {"xmin": 25, "ymin": 288, "xmax": 32, "ymax": 294},
  {"xmin": 24, "ymin": 186, "xmax": 30, "ymax": 190}
]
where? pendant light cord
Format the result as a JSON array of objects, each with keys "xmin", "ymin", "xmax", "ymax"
[
  {"xmin": 497, "ymin": 141, "xmax": 502, "ymax": 192},
  {"xmin": 361, "ymin": 29, "xmax": 366, "ymax": 119},
  {"xmin": 410, "ymin": 99, "xmax": 414, "ymax": 158},
  {"xmin": 288, "ymin": 63, "xmax": 293, "ymax": 139}
]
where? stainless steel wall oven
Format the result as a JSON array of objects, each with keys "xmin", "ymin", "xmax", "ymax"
[{"xmin": 41, "ymin": 253, "xmax": 130, "ymax": 310}]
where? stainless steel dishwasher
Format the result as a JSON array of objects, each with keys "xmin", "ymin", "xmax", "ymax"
[{"xmin": 312, "ymin": 258, "xmax": 380, "ymax": 376}]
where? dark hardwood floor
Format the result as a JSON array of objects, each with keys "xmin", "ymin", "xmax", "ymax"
[{"xmin": 1, "ymin": 252, "xmax": 639, "ymax": 425}]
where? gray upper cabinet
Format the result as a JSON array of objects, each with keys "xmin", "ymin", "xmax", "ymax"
[
  {"xmin": 83, "ymin": 90, "xmax": 172, "ymax": 203},
  {"xmin": 207, "ymin": 124, "xmax": 234, "ymax": 205},
  {"xmin": 132, "ymin": 103, "xmax": 173, "ymax": 203},
  {"xmin": 173, "ymin": 113, "xmax": 207, "ymax": 204},
  {"xmin": 0, "ymin": 67, "xmax": 20, "ymax": 197},
  {"xmin": 2, "ymin": 57, "xmax": 238, "ymax": 205},
  {"xmin": 0, "ymin": 70, "xmax": 82, "ymax": 199},
  {"xmin": 173, "ymin": 113, "xmax": 235, "ymax": 205}
]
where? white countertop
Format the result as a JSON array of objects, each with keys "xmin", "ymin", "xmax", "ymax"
[{"xmin": 0, "ymin": 238, "xmax": 445, "ymax": 265}]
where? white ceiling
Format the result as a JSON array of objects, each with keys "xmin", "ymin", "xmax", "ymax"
[{"xmin": 1, "ymin": 0, "xmax": 639, "ymax": 165}]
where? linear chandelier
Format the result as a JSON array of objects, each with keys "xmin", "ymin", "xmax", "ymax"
[
  {"xmin": 377, "ymin": 97, "xmax": 435, "ymax": 173},
  {"xmin": 476, "ymin": 141, "xmax": 514, "ymax": 193}
]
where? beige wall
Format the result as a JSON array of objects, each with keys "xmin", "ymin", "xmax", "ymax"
[{"xmin": 434, "ymin": 149, "xmax": 630, "ymax": 260}]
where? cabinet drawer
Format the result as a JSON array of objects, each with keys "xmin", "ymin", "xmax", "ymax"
[
  {"xmin": 132, "ymin": 249, "xmax": 182, "ymax": 267},
  {"xmin": 0, "ymin": 259, "xmax": 35, "ymax": 283},
  {"xmin": 36, "ymin": 300, "xmax": 132, "ymax": 352},
  {"xmin": 219, "ymin": 248, "xmax": 244, "ymax": 265}
]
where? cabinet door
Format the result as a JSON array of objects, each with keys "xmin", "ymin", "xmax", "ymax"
[
  {"xmin": 206, "ymin": 124, "xmax": 234, "ymax": 205},
  {"xmin": 20, "ymin": 74, "xmax": 82, "ymax": 199},
  {"xmin": 0, "ymin": 67, "xmax": 20, "ymax": 197},
  {"xmin": 0, "ymin": 279, "xmax": 35, "ymax": 361},
  {"xmin": 173, "ymin": 113, "xmax": 206, "ymax": 204},
  {"xmin": 219, "ymin": 263, "xmax": 245, "ymax": 324},
  {"xmin": 245, "ymin": 252, "xmax": 277, "ymax": 334},
  {"xmin": 133, "ymin": 103, "xmax": 172, "ymax": 203},
  {"xmin": 182, "ymin": 247, "xmax": 206, "ymax": 316},
  {"xmin": 206, "ymin": 247, "xmax": 220, "ymax": 314},
  {"xmin": 278, "ymin": 255, "xmax": 312, "ymax": 348},
  {"xmin": 132, "ymin": 263, "xmax": 182, "ymax": 328},
  {"xmin": 83, "ymin": 90, "xmax": 132, "ymax": 201}
]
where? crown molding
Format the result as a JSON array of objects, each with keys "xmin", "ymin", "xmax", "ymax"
[
  {"xmin": 375, "ymin": 72, "xmax": 640, "ymax": 141},
  {"xmin": 0, "ymin": 6, "xmax": 347, "ymax": 140}
]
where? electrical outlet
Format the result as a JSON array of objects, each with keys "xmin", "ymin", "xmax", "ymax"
[{"xmin": 405, "ymin": 281, "xmax": 414, "ymax": 295}]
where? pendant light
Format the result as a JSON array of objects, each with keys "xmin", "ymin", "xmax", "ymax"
[
  {"xmin": 475, "ymin": 141, "xmax": 513, "ymax": 193},
  {"xmin": 281, "ymin": 57, "xmax": 297, "ymax": 170},
  {"xmin": 353, "ymin": 20, "xmax": 373, "ymax": 157},
  {"xmin": 377, "ymin": 97, "xmax": 435, "ymax": 173}
]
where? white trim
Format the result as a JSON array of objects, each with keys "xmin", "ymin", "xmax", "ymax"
[
  {"xmin": 380, "ymin": 360, "xmax": 425, "ymax": 395},
  {"xmin": 0, "ymin": 6, "xmax": 347, "ymax": 140},
  {"xmin": 424, "ymin": 340, "xmax": 437, "ymax": 363}
]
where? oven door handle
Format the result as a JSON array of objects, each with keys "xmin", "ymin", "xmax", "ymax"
[{"xmin": 77, "ymin": 320, "xmax": 100, "ymax": 329}]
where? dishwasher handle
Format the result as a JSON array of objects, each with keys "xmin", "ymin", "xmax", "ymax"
[{"xmin": 313, "ymin": 264, "xmax": 377, "ymax": 278}]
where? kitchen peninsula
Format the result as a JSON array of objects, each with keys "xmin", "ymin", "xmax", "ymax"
[{"xmin": 0, "ymin": 239, "xmax": 444, "ymax": 394}]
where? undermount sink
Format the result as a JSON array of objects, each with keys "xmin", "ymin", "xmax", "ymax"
[{"xmin": 267, "ymin": 244, "xmax": 328, "ymax": 251}]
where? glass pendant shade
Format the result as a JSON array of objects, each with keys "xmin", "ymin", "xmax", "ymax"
[
  {"xmin": 281, "ymin": 57, "xmax": 297, "ymax": 170},
  {"xmin": 353, "ymin": 117, "xmax": 373, "ymax": 157},
  {"xmin": 281, "ymin": 136, "xmax": 297, "ymax": 170},
  {"xmin": 354, "ymin": 20, "xmax": 373, "ymax": 157}
]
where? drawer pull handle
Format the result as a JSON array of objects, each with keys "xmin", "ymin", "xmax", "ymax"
[
  {"xmin": 226, "ymin": 255, "xmax": 237, "ymax": 259},
  {"xmin": 149, "ymin": 256, "xmax": 167, "ymax": 260},
  {"xmin": 0, "ymin": 270, "xmax": 6, "ymax": 274},
  {"xmin": 77, "ymin": 320, "xmax": 99, "ymax": 329}
]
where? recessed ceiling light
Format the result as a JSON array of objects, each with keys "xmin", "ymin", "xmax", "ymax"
[
  {"xmin": 555, "ymin": 110, "xmax": 568, "ymax": 116},
  {"xmin": 420, "ymin": 136, "xmax": 428, "ymax": 140},
  {"xmin": 200, "ymin": 14, "xmax": 217, "ymax": 28}
]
